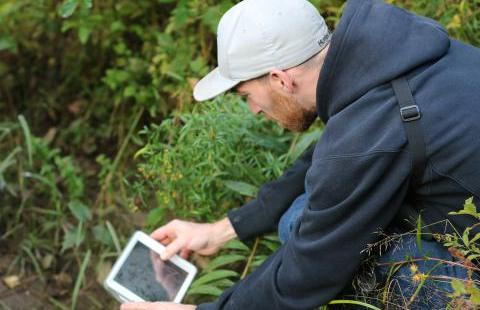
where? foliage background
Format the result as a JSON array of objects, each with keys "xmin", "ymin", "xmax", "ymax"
[{"xmin": 0, "ymin": 0, "xmax": 479, "ymax": 309}]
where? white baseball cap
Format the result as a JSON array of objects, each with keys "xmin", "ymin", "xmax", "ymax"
[{"xmin": 193, "ymin": 0, "xmax": 331, "ymax": 102}]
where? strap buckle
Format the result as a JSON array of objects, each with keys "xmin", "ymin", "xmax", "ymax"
[{"xmin": 400, "ymin": 105, "xmax": 421, "ymax": 122}]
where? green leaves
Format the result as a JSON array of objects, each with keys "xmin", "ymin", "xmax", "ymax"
[
  {"xmin": 450, "ymin": 278, "xmax": 480, "ymax": 306},
  {"xmin": 186, "ymin": 235, "xmax": 279, "ymax": 300},
  {"xmin": 103, "ymin": 69, "xmax": 130, "ymax": 90},
  {"xmin": 18, "ymin": 115, "xmax": 32, "ymax": 167},
  {"xmin": 192, "ymin": 270, "xmax": 238, "ymax": 287},
  {"xmin": 443, "ymin": 197, "xmax": 480, "ymax": 306},
  {"xmin": 223, "ymin": 240, "xmax": 250, "ymax": 252},
  {"xmin": 204, "ymin": 254, "xmax": 246, "ymax": 272},
  {"xmin": 68, "ymin": 201, "xmax": 92, "ymax": 222},
  {"xmin": 59, "ymin": 0, "xmax": 79, "ymax": 18},
  {"xmin": 78, "ymin": 24, "xmax": 92, "ymax": 44},
  {"xmin": 0, "ymin": 35, "xmax": 17, "ymax": 53},
  {"xmin": 135, "ymin": 99, "xmax": 293, "ymax": 223},
  {"xmin": 92, "ymin": 224, "xmax": 114, "ymax": 247},
  {"xmin": 288, "ymin": 126, "xmax": 323, "ymax": 161},
  {"xmin": 223, "ymin": 180, "xmax": 257, "ymax": 197},
  {"xmin": 147, "ymin": 207, "xmax": 165, "ymax": 226},
  {"xmin": 449, "ymin": 197, "xmax": 480, "ymax": 220},
  {"xmin": 189, "ymin": 269, "xmax": 238, "ymax": 298},
  {"xmin": 83, "ymin": 0, "xmax": 92, "ymax": 9},
  {"xmin": 58, "ymin": 0, "xmax": 92, "ymax": 18},
  {"xmin": 451, "ymin": 278, "xmax": 468, "ymax": 296},
  {"xmin": 0, "ymin": 147, "xmax": 21, "ymax": 192},
  {"xmin": 416, "ymin": 214, "xmax": 423, "ymax": 252},
  {"xmin": 4, "ymin": 0, "xmax": 479, "ymax": 307},
  {"xmin": 62, "ymin": 223, "xmax": 85, "ymax": 252},
  {"xmin": 72, "ymin": 250, "xmax": 92, "ymax": 309},
  {"xmin": 201, "ymin": 6, "xmax": 224, "ymax": 34},
  {"xmin": 188, "ymin": 286, "xmax": 223, "ymax": 297}
]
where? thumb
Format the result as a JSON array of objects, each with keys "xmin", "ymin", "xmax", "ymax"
[
  {"xmin": 151, "ymin": 225, "xmax": 174, "ymax": 242},
  {"xmin": 180, "ymin": 248, "xmax": 191, "ymax": 259},
  {"xmin": 161, "ymin": 238, "xmax": 185, "ymax": 260},
  {"xmin": 120, "ymin": 302, "xmax": 149, "ymax": 310}
]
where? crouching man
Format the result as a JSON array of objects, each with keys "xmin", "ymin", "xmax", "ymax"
[{"xmin": 122, "ymin": 0, "xmax": 480, "ymax": 309}]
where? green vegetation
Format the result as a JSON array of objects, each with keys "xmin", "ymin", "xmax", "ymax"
[
  {"xmin": 134, "ymin": 98, "xmax": 294, "ymax": 224},
  {"xmin": 0, "ymin": 0, "xmax": 479, "ymax": 309}
]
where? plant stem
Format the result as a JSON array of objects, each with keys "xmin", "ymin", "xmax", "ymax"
[
  {"xmin": 241, "ymin": 237, "xmax": 260, "ymax": 280},
  {"xmin": 94, "ymin": 107, "xmax": 144, "ymax": 210},
  {"xmin": 71, "ymin": 250, "xmax": 91, "ymax": 310},
  {"xmin": 377, "ymin": 256, "xmax": 480, "ymax": 272},
  {"xmin": 328, "ymin": 299, "xmax": 382, "ymax": 310}
]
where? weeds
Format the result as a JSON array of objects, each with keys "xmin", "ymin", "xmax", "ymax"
[
  {"xmin": 350, "ymin": 199, "xmax": 480, "ymax": 310},
  {"xmin": 133, "ymin": 96, "xmax": 319, "ymax": 225},
  {"xmin": 0, "ymin": 117, "xmax": 118, "ymax": 308},
  {"xmin": 0, "ymin": 0, "xmax": 479, "ymax": 308}
]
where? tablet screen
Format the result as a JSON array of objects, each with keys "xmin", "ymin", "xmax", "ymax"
[{"xmin": 114, "ymin": 242, "xmax": 189, "ymax": 301}]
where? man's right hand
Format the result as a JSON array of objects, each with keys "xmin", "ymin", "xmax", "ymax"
[{"xmin": 151, "ymin": 217, "xmax": 237, "ymax": 260}]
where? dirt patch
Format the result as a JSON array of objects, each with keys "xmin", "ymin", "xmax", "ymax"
[
  {"xmin": 0, "ymin": 279, "xmax": 47, "ymax": 309},
  {"xmin": 0, "ymin": 254, "xmax": 119, "ymax": 309}
]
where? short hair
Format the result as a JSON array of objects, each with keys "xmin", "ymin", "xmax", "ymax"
[{"xmin": 254, "ymin": 42, "xmax": 330, "ymax": 84}]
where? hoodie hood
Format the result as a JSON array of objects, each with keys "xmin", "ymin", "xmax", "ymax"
[{"xmin": 316, "ymin": 0, "xmax": 450, "ymax": 123}]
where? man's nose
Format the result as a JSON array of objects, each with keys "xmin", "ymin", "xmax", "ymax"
[{"xmin": 248, "ymin": 101, "xmax": 262, "ymax": 115}]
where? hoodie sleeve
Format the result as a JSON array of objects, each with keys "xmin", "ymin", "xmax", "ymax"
[
  {"xmin": 227, "ymin": 145, "xmax": 315, "ymax": 241},
  {"xmin": 198, "ymin": 150, "xmax": 411, "ymax": 309}
]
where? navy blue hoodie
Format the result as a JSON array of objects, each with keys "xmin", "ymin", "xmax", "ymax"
[{"xmin": 199, "ymin": 0, "xmax": 480, "ymax": 308}]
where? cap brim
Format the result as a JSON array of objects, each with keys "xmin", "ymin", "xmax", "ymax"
[{"xmin": 193, "ymin": 67, "xmax": 240, "ymax": 102}]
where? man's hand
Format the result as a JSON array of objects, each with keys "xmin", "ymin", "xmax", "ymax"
[
  {"xmin": 151, "ymin": 217, "xmax": 237, "ymax": 260},
  {"xmin": 120, "ymin": 302, "xmax": 196, "ymax": 310}
]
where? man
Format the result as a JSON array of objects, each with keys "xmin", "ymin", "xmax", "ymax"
[{"xmin": 122, "ymin": 0, "xmax": 480, "ymax": 309}]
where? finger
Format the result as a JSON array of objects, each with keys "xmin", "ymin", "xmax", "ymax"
[
  {"xmin": 120, "ymin": 302, "xmax": 149, "ymax": 310},
  {"xmin": 161, "ymin": 238, "xmax": 185, "ymax": 260},
  {"xmin": 180, "ymin": 248, "xmax": 191, "ymax": 259},
  {"xmin": 156, "ymin": 236, "xmax": 172, "ymax": 246},
  {"xmin": 121, "ymin": 302, "xmax": 179, "ymax": 310},
  {"xmin": 151, "ymin": 224, "xmax": 175, "ymax": 241}
]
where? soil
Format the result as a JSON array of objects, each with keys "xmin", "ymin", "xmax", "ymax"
[
  {"xmin": 0, "ymin": 254, "xmax": 118, "ymax": 310},
  {"xmin": 0, "ymin": 280, "xmax": 45, "ymax": 309}
]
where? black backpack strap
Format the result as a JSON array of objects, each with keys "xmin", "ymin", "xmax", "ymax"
[
  {"xmin": 390, "ymin": 77, "xmax": 433, "ymax": 240},
  {"xmin": 391, "ymin": 77, "xmax": 426, "ymax": 186}
]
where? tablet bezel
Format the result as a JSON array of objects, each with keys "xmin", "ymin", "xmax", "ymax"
[{"xmin": 104, "ymin": 231, "xmax": 197, "ymax": 303}]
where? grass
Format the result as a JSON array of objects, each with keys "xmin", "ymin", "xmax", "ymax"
[
  {"xmin": 0, "ymin": 0, "xmax": 479, "ymax": 308},
  {"xmin": 72, "ymin": 250, "xmax": 91, "ymax": 310}
]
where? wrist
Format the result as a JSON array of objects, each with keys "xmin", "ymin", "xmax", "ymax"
[{"xmin": 212, "ymin": 217, "xmax": 237, "ymax": 246}]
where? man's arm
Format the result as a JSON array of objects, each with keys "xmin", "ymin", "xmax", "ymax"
[
  {"xmin": 151, "ymin": 218, "xmax": 237, "ymax": 260},
  {"xmin": 227, "ymin": 145, "xmax": 315, "ymax": 240},
  {"xmin": 198, "ymin": 150, "xmax": 411, "ymax": 309},
  {"xmin": 153, "ymin": 145, "xmax": 315, "ymax": 260}
]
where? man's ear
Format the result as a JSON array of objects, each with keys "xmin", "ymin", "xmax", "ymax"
[{"xmin": 268, "ymin": 69, "xmax": 295, "ymax": 94}]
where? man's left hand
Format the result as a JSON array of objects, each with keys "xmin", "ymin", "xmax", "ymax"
[{"xmin": 120, "ymin": 302, "xmax": 196, "ymax": 310}]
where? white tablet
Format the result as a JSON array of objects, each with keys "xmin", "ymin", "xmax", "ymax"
[{"xmin": 104, "ymin": 231, "xmax": 197, "ymax": 303}]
